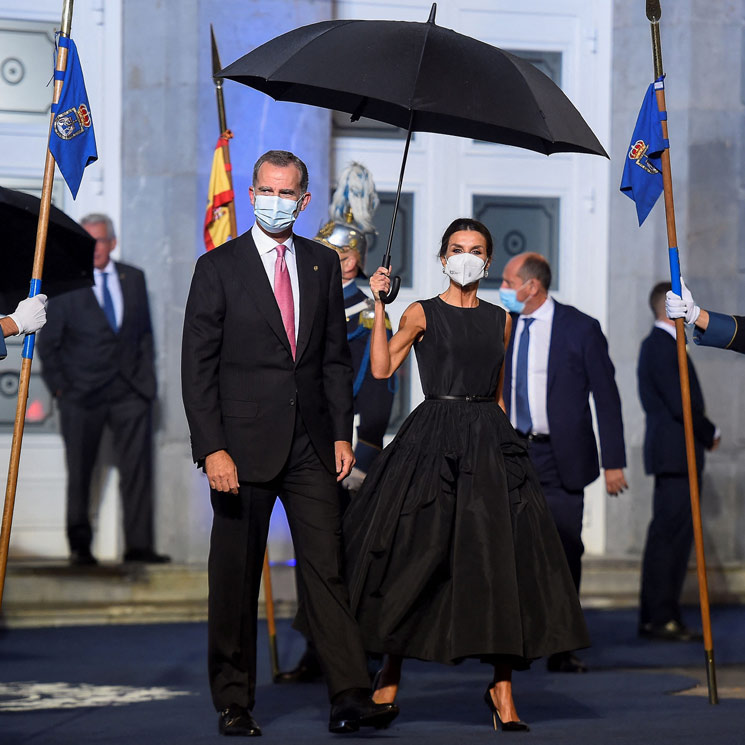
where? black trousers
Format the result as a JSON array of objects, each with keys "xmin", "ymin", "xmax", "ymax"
[
  {"xmin": 207, "ymin": 413, "xmax": 369, "ymax": 712},
  {"xmin": 639, "ymin": 473, "xmax": 696, "ymax": 627},
  {"xmin": 527, "ymin": 439, "xmax": 585, "ymax": 593},
  {"xmin": 58, "ymin": 384, "xmax": 153, "ymax": 554}
]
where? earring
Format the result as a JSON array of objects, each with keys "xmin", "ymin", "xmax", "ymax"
[
  {"xmin": 442, "ymin": 266, "xmax": 446, "ymax": 274},
  {"xmin": 484, "ymin": 269, "xmax": 489, "ymax": 278}
]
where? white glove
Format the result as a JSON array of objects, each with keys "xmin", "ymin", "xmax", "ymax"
[
  {"xmin": 9, "ymin": 294, "xmax": 48, "ymax": 335},
  {"xmin": 665, "ymin": 278, "xmax": 700, "ymax": 325}
]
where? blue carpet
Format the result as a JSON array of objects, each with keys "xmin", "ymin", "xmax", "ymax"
[{"xmin": 1, "ymin": 606, "xmax": 743, "ymax": 744}]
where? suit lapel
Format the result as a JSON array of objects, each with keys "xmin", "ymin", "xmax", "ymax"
[
  {"xmin": 294, "ymin": 236, "xmax": 319, "ymax": 363},
  {"xmin": 230, "ymin": 233, "xmax": 294, "ymax": 359},
  {"xmin": 546, "ymin": 301, "xmax": 564, "ymax": 394},
  {"xmin": 116, "ymin": 262, "xmax": 131, "ymax": 333}
]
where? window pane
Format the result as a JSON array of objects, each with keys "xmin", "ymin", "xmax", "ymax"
[
  {"xmin": 472, "ymin": 195, "xmax": 559, "ymax": 290},
  {"xmin": 363, "ymin": 191, "xmax": 414, "ymax": 288},
  {"xmin": 506, "ymin": 49, "xmax": 562, "ymax": 87}
]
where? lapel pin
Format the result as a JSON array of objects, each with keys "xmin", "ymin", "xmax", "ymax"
[{"xmin": 313, "ymin": 265, "xmax": 318, "ymax": 271}]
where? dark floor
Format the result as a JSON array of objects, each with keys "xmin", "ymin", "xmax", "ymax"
[{"xmin": 1, "ymin": 606, "xmax": 744, "ymax": 744}]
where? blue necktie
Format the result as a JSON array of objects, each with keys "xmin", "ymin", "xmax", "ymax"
[
  {"xmin": 515, "ymin": 317, "xmax": 535, "ymax": 435},
  {"xmin": 101, "ymin": 272, "xmax": 117, "ymax": 332}
]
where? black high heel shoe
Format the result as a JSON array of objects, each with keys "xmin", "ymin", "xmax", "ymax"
[{"xmin": 483, "ymin": 685, "xmax": 530, "ymax": 732}]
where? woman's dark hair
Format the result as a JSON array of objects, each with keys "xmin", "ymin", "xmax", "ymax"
[{"xmin": 437, "ymin": 218, "xmax": 493, "ymax": 259}]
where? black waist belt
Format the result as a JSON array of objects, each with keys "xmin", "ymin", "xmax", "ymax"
[
  {"xmin": 516, "ymin": 431, "xmax": 551, "ymax": 443},
  {"xmin": 425, "ymin": 395, "xmax": 495, "ymax": 403}
]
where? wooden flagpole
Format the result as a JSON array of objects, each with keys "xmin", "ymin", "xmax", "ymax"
[
  {"xmin": 0, "ymin": 0, "xmax": 75, "ymax": 609},
  {"xmin": 646, "ymin": 0, "xmax": 718, "ymax": 704}
]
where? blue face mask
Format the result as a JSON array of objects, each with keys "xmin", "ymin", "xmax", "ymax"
[
  {"xmin": 253, "ymin": 194, "xmax": 304, "ymax": 234},
  {"xmin": 499, "ymin": 285, "xmax": 527, "ymax": 314}
]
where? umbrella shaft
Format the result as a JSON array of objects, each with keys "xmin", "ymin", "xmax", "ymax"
[{"xmin": 383, "ymin": 112, "xmax": 415, "ymax": 268}]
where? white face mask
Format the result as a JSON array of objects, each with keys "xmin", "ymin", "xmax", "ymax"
[
  {"xmin": 253, "ymin": 194, "xmax": 303, "ymax": 234},
  {"xmin": 443, "ymin": 253, "xmax": 486, "ymax": 287}
]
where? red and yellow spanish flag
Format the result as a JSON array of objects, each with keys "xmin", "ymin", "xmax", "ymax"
[{"xmin": 204, "ymin": 130, "xmax": 235, "ymax": 251}]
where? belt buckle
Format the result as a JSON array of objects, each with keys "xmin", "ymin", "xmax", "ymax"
[{"xmin": 465, "ymin": 395, "xmax": 473, "ymax": 402}]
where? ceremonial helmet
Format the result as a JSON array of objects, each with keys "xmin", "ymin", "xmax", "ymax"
[{"xmin": 315, "ymin": 162, "xmax": 379, "ymax": 277}]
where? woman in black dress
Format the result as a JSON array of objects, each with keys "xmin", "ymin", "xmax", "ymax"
[{"xmin": 343, "ymin": 218, "xmax": 589, "ymax": 731}]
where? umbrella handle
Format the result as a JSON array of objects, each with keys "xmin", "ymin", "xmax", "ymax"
[{"xmin": 379, "ymin": 274, "xmax": 400, "ymax": 305}]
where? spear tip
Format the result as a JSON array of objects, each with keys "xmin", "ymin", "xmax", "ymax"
[
  {"xmin": 210, "ymin": 24, "xmax": 222, "ymax": 79},
  {"xmin": 646, "ymin": 0, "xmax": 661, "ymax": 22}
]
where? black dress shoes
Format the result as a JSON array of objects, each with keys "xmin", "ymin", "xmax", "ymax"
[
  {"xmin": 218, "ymin": 704, "xmax": 262, "ymax": 737},
  {"xmin": 328, "ymin": 688, "xmax": 399, "ymax": 734},
  {"xmin": 546, "ymin": 651, "xmax": 588, "ymax": 673},
  {"xmin": 123, "ymin": 548, "xmax": 171, "ymax": 564},
  {"xmin": 70, "ymin": 549, "xmax": 98, "ymax": 566},
  {"xmin": 274, "ymin": 647, "xmax": 323, "ymax": 684},
  {"xmin": 638, "ymin": 619, "xmax": 703, "ymax": 642}
]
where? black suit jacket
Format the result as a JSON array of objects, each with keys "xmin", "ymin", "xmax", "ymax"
[
  {"xmin": 504, "ymin": 301, "xmax": 626, "ymax": 491},
  {"xmin": 638, "ymin": 326, "xmax": 715, "ymax": 475},
  {"xmin": 38, "ymin": 261, "xmax": 156, "ymax": 407},
  {"xmin": 181, "ymin": 231, "xmax": 353, "ymax": 482}
]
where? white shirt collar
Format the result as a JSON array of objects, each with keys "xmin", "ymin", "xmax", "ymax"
[
  {"xmin": 654, "ymin": 319, "xmax": 678, "ymax": 340},
  {"xmin": 95, "ymin": 260, "xmax": 115, "ymax": 276},
  {"xmin": 251, "ymin": 223, "xmax": 295, "ymax": 256},
  {"xmin": 522, "ymin": 294, "xmax": 554, "ymax": 321}
]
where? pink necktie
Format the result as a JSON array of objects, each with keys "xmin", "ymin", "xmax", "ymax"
[{"xmin": 273, "ymin": 244, "xmax": 296, "ymax": 358}]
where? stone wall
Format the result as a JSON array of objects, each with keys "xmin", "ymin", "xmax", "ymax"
[
  {"xmin": 608, "ymin": 0, "xmax": 745, "ymax": 571},
  {"xmin": 120, "ymin": 0, "xmax": 332, "ymax": 562}
]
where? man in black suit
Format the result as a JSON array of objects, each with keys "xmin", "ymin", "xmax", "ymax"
[
  {"xmin": 38, "ymin": 213, "xmax": 168, "ymax": 566},
  {"xmin": 637, "ymin": 282, "xmax": 717, "ymax": 641},
  {"xmin": 181, "ymin": 150, "xmax": 398, "ymax": 736},
  {"xmin": 500, "ymin": 252, "xmax": 627, "ymax": 672}
]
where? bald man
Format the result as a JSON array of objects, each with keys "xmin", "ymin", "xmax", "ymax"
[{"xmin": 500, "ymin": 252, "xmax": 627, "ymax": 673}]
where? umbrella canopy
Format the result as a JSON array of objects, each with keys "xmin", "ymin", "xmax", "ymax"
[
  {"xmin": 218, "ymin": 5, "xmax": 607, "ymax": 157},
  {"xmin": 0, "ymin": 186, "xmax": 94, "ymax": 313}
]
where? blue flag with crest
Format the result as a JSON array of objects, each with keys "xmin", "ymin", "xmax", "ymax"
[
  {"xmin": 48, "ymin": 36, "xmax": 97, "ymax": 199},
  {"xmin": 620, "ymin": 80, "xmax": 666, "ymax": 225}
]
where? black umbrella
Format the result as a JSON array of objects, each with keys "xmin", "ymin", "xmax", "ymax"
[
  {"xmin": 0, "ymin": 186, "xmax": 94, "ymax": 312},
  {"xmin": 219, "ymin": 3, "xmax": 607, "ymax": 302}
]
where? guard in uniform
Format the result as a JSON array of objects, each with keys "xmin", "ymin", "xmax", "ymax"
[{"xmin": 276, "ymin": 163, "xmax": 395, "ymax": 683}]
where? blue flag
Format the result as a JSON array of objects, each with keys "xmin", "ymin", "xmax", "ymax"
[
  {"xmin": 620, "ymin": 80, "xmax": 666, "ymax": 225},
  {"xmin": 48, "ymin": 36, "xmax": 97, "ymax": 199}
]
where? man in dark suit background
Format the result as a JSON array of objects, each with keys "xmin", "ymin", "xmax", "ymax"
[
  {"xmin": 38, "ymin": 213, "xmax": 168, "ymax": 567},
  {"xmin": 500, "ymin": 252, "xmax": 627, "ymax": 673},
  {"xmin": 637, "ymin": 282, "xmax": 717, "ymax": 641},
  {"xmin": 181, "ymin": 150, "xmax": 398, "ymax": 736}
]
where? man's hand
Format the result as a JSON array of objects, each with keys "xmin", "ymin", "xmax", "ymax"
[
  {"xmin": 334, "ymin": 440, "xmax": 355, "ymax": 482},
  {"xmin": 605, "ymin": 468, "xmax": 628, "ymax": 496},
  {"xmin": 205, "ymin": 449, "xmax": 239, "ymax": 494},
  {"xmin": 665, "ymin": 278, "xmax": 700, "ymax": 325},
  {"xmin": 8, "ymin": 294, "xmax": 48, "ymax": 336}
]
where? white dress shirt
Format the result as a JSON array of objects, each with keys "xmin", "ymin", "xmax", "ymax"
[
  {"xmin": 654, "ymin": 319, "xmax": 678, "ymax": 340},
  {"xmin": 251, "ymin": 223, "xmax": 300, "ymax": 340},
  {"xmin": 510, "ymin": 295, "xmax": 554, "ymax": 435},
  {"xmin": 93, "ymin": 260, "xmax": 123, "ymax": 330}
]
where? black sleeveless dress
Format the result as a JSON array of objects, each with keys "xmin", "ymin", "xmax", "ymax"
[{"xmin": 343, "ymin": 297, "xmax": 589, "ymax": 666}]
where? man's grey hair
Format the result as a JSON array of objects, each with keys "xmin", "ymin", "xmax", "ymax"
[
  {"xmin": 80, "ymin": 213, "xmax": 116, "ymax": 240},
  {"xmin": 252, "ymin": 150, "xmax": 309, "ymax": 194}
]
